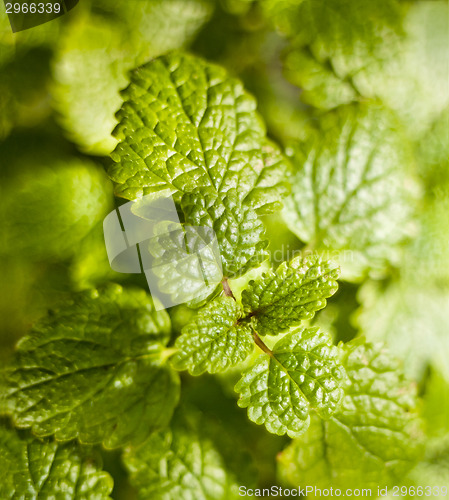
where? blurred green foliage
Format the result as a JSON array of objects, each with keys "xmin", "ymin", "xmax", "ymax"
[{"xmin": 0, "ymin": 0, "xmax": 448, "ymax": 497}]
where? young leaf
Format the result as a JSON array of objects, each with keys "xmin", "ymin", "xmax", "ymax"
[
  {"xmin": 147, "ymin": 219, "xmax": 224, "ymax": 307},
  {"xmin": 123, "ymin": 407, "xmax": 257, "ymax": 500},
  {"xmin": 171, "ymin": 297, "xmax": 254, "ymax": 375},
  {"xmin": 2, "ymin": 284, "xmax": 180, "ymax": 449},
  {"xmin": 278, "ymin": 342, "xmax": 423, "ymax": 492},
  {"xmin": 235, "ymin": 327, "xmax": 346, "ymax": 438},
  {"xmin": 181, "ymin": 188, "xmax": 269, "ymax": 277},
  {"xmin": 108, "ymin": 52, "xmax": 289, "ymax": 277},
  {"xmin": 282, "ymin": 104, "xmax": 414, "ymax": 280},
  {"xmin": 242, "ymin": 255, "xmax": 339, "ymax": 335},
  {"xmin": 0, "ymin": 421, "xmax": 113, "ymax": 499}
]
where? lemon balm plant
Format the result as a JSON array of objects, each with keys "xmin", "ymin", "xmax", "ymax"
[
  {"xmin": 0, "ymin": 0, "xmax": 448, "ymax": 498},
  {"xmin": 0, "ymin": 52, "xmax": 422, "ymax": 498}
]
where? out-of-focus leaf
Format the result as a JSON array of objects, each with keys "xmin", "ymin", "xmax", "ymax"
[
  {"xmin": 407, "ymin": 436, "xmax": 449, "ymax": 493},
  {"xmin": 69, "ymin": 223, "xmax": 122, "ymax": 290},
  {"xmin": 356, "ymin": 280, "xmax": 449, "ymax": 382},
  {"xmin": 405, "ymin": 187, "xmax": 449, "ymax": 288},
  {"xmin": 0, "ymin": 145, "xmax": 113, "ymax": 260},
  {"xmin": 0, "ymin": 3, "xmax": 59, "ymax": 68},
  {"xmin": 282, "ymin": 104, "xmax": 415, "ymax": 280},
  {"xmin": 422, "ymin": 369, "xmax": 449, "ymax": 439},
  {"xmin": 418, "ymin": 109, "xmax": 449, "ymax": 191},
  {"xmin": 266, "ymin": 0, "xmax": 403, "ymax": 108},
  {"xmin": 274, "ymin": 0, "xmax": 449, "ymax": 138},
  {"xmin": 51, "ymin": 0, "xmax": 213, "ymax": 155},
  {"xmin": 0, "ymin": 48, "xmax": 52, "ymax": 140},
  {"xmin": 368, "ymin": 1, "xmax": 449, "ymax": 138},
  {"xmin": 123, "ymin": 407, "xmax": 257, "ymax": 500}
]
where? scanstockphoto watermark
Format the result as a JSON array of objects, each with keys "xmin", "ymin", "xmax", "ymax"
[
  {"xmin": 238, "ymin": 486, "xmax": 373, "ymax": 497},
  {"xmin": 238, "ymin": 485, "xmax": 448, "ymax": 497}
]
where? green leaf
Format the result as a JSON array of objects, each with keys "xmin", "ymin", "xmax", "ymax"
[
  {"xmin": 51, "ymin": 1, "xmax": 213, "ymax": 155},
  {"xmin": 271, "ymin": 0, "xmax": 449, "ymax": 137},
  {"xmin": 418, "ymin": 109, "xmax": 449, "ymax": 190},
  {"xmin": 0, "ymin": 48, "xmax": 52, "ymax": 141},
  {"xmin": 0, "ymin": 421, "xmax": 113, "ymax": 499},
  {"xmin": 108, "ymin": 52, "xmax": 289, "ymax": 277},
  {"xmin": 403, "ymin": 184, "xmax": 449, "ymax": 289},
  {"xmin": 242, "ymin": 255, "xmax": 339, "ymax": 335},
  {"xmin": 109, "ymin": 52, "xmax": 288, "ymax": 204},
  {"xmin": 171, "ymin": 297, "xmax": 254, "ymax": 375},
  {"xmin": 282, "ymin": 104, "xmax": 414, "ymax": 280},
  {"xmin": 51, "ymin": 13, "xmax": 130, "ymax": 156},
  {"xmin": 235, "ymin": 327, "xmax": 346, "ymax": 438},
  {"xmin": 364, "ymin": 1, "xmax": 449, "ymax": 138},
  {"xmin": 408, "ymin": 435, "xmax": 449, "ymax": 491},
  {"xmin": 123, "ymin": 407, "xmax": 257, "ymax": 500},
  {"xmin": 0, "ymin": 145, "xmax": 113, "ymax": 261},
  {"xmin": 147, "ymin": 218, "xmax": 223, "ymax": 307},
  {"xmin": 181, "ymin": 188, "xmax": 269, "ymax": 277},
  {"xmin": 2, "ymin": 284, "xmax": 180, "ymax": 449},
  {"xmin": 278, "ymin": 342, "xmax": 423, "ymax": 493},
  {"xmin": 422, "ymin": 369, "xmax": 449, "ymax": 439},
  {"xmin": 356, "ymin": 280, "xmax": 449, "ymax": 381},
  {"xmin": 271, "ymin": 0, "xmax": 403, "ymax": 109},
  {"xmin": 70, "ymin": 223, "xmax": 122, "ymax": 290}
]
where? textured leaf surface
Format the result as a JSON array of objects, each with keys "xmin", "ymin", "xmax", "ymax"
[
  {"xmin": 181, "ymin": 188, "xmax": 269, "ymax": 277},
  {"xmin": 147, "ymin": 219, "xmax": 223, "ymax": 307},
  {"xmin": 109, "ymin": 52, "xmax": 288, "ymax": 276},
  {"xmin": 278, "ymin": 342, "xmax": 423, "ymax": 493},
  {"xmin": 0, "ymin": 422, "xmax": 113, "ymax": 499},
  {"xmin": 2, "ymin": 284, "xmax": 180, "ymax": 448},
  {"xmin": 109, "ymin": 52, "xmax": 288, "ymax": 203},
  {"xmin": 51, "ymin": 1, "xmax": 212, "ymax": 155},
  {"xmin": 235, "ymin": 328, "xmax": 346, "ymax": 437},
  {"xmin": 282, "ymin": 104, "xmax": 413, "ymax": 279},
  {"xmin": 171, "ymin": 297, "xmax": 254, "ymax": 375},
  {"xmin": 123, "ymin": 408, "xmax": 256, "ymax": 500},
  {"xmin": 242, "ymin": 255, "xmax": 339, "ymax": 335}
]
